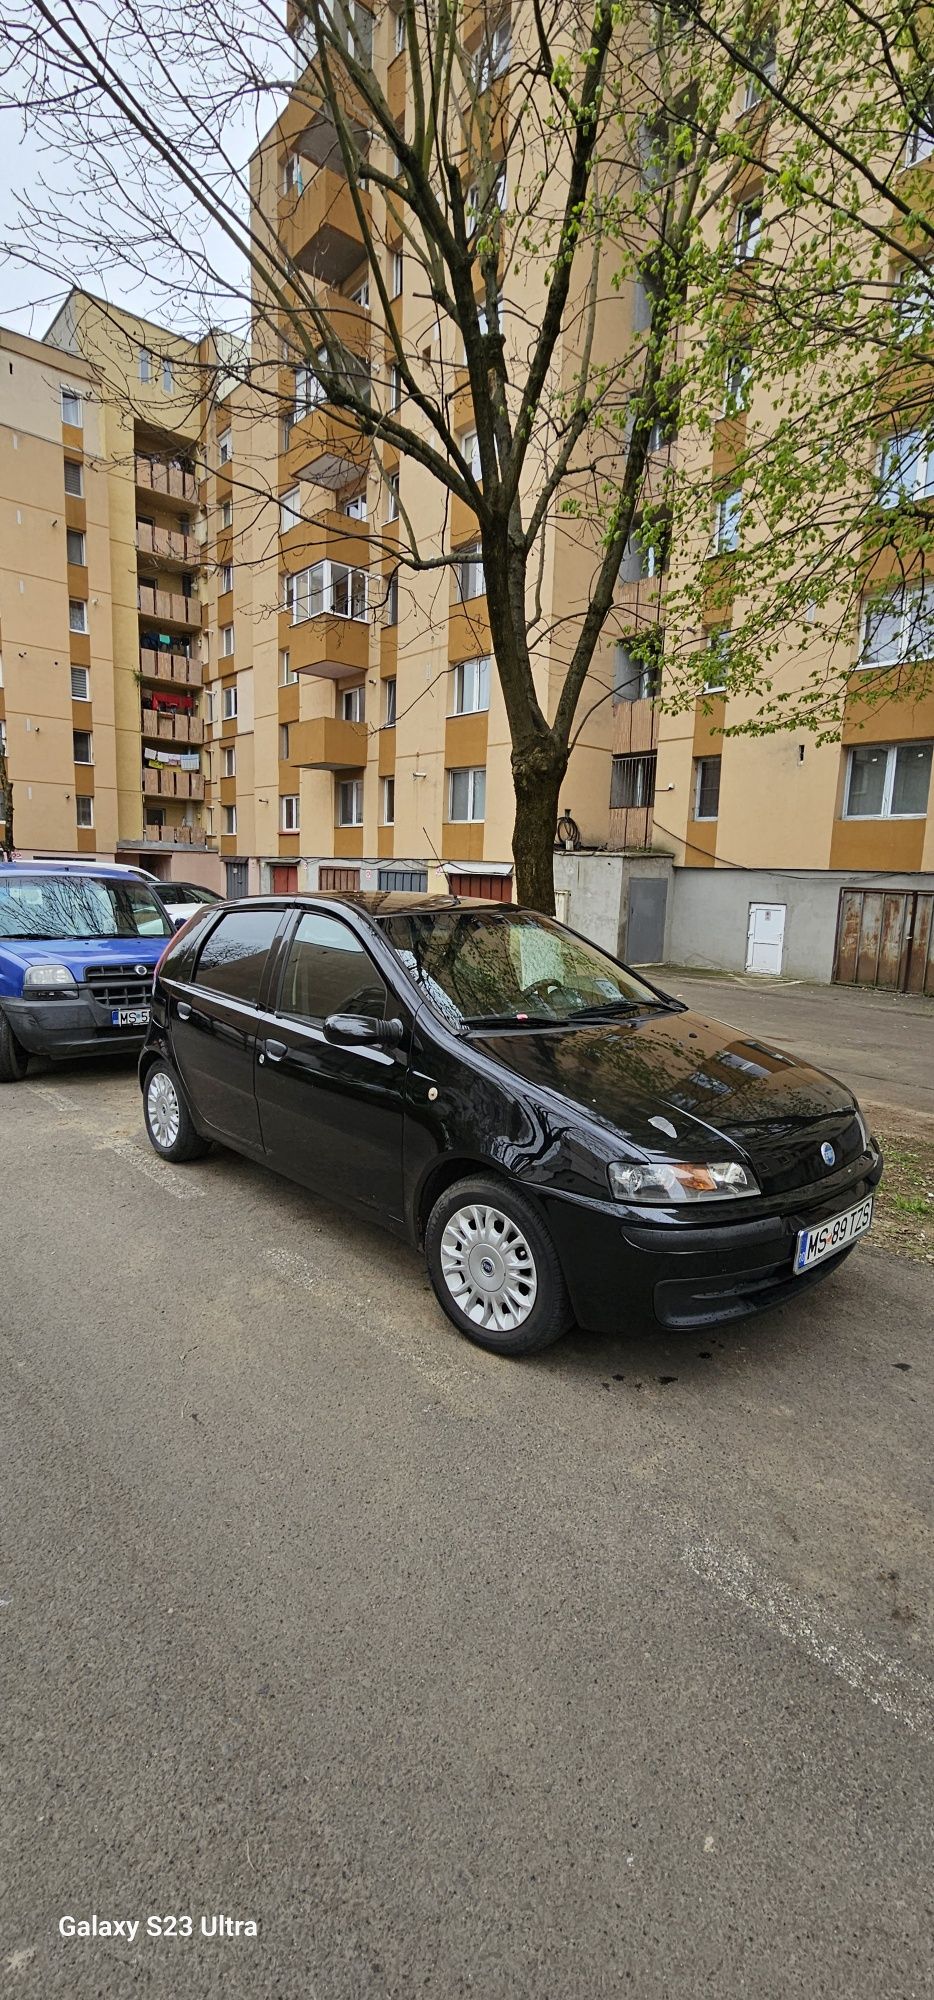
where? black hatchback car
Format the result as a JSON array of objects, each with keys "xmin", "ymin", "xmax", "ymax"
[{"xmin": 140, "ymin": 894, "xmax": 882, "ymax": 1356}]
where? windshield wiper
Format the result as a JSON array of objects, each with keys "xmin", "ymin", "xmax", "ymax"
[
  {"xmin": 0, "ymin": 932, "xmax": 60, "ymax": 941},
  {"xmin": 461, "ymin": 1012, "xmax": 559, "ymax": 1031},
  {"xmin": 573, "ymin": 998, "xmax": 685, "ymax": 1021}
]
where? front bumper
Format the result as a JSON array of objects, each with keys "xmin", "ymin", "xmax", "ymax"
[
  {"xmin": 2, "ymin": 995, "xmax": 149, "ymax": 1060},
  {"xmin": 538, "ymin": 1149, "xmax": 884, "ymax": 1332}
]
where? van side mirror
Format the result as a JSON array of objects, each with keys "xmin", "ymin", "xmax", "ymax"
[{"xmin": 323, "ymin": 1013, "xmax": 404, "ymax": 1049}]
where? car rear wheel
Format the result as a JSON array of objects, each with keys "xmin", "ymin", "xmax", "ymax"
[
  {"xmin": 0, "ymin": 1011, "xmax": 29, "ymax": 1083},
  {"xmin": 425, "ymin": 1176, "xmax": 573, "ymax": 1356},
  {"xmin": 143, "ymin": 1062, "xmax": 210, "ymax": 1163}
]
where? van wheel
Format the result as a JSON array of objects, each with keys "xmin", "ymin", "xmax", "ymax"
[
  {"xmin": 143, "ymin": 1062, "xmax": 210, "ymax": 1162},
  {"xmin": 0, "ymin": 1012, "xmax": 29, "ymax": 1082},
  {"xmin": 425, "ymin": 1176, "xmax": 573, "ymax": 1356}
]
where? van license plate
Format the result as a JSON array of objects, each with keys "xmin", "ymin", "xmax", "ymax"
[
  {"xmin": 112, "ymin": 1007, "xmax": 150, "ymax": 1027},
  {"xmin": 793, "ymin": 1197, "xmax": 873, "ymax": 1274}
]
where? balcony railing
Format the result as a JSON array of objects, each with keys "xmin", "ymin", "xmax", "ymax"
[
  {"xmin": 136, "ymin": 523, "xmax": 198, "ymax": 565},
  {"xmin": 279, "ymin": 167, "xmax": 371, "ymax": 283},
  {"xmin": 128, "ymin": 825, "xmax": 213, "ymax": 849},
  {"xmin": 138, "ymin": 649, "xmax": 203, "ymax": 686},
  {"xmin": 142, "ymin": 768, "xmax": 205, "ymax": 800},
  {"xmin": 137, "ymin": 584, "xmax": 201, "ymax": 628},
  {"xmin": 291, "ymin": 716, "xmax": 368, "ymax": 769},
  {"xmin": 141, "ymin": 707, "xmax": 204, "ymax": 743},
  {"xmin": 135, "ymin": 455, "xmax": 197, "ymax": 502}
]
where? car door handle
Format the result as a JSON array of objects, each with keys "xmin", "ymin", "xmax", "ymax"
[
  {"xmin": 263, "ymin": 1039, "xmax": 288, "ymax": 1062},
  {"xmin": 177, "ymin": 1001, "xmax": 192, "ymax": 1020}
]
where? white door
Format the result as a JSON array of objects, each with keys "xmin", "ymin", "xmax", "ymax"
[{"xmin": 746, "ymin": 902, "xmax": 786, "ymax": 975}]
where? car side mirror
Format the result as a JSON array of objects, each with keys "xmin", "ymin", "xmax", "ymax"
[{"xmin": 323, "ymin": 1013, "xmax": 404, "ymax": 1049}]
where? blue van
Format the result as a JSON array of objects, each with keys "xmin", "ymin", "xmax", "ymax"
[{"xmin": 0, "ymin": 862, "xmax": 174, "ymax": 1081}]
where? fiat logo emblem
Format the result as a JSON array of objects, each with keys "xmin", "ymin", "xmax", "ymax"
[{"xmin": 821, "ymin": 1142, "xmax": 836, "ymax": 1167}]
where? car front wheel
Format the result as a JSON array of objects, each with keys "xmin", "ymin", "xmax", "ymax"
[
  {"xmin": 0, "ymin": 1011, "xmax": 29, "ymax": 1083},
  {"xmin": 425, "ymin": 1176, "xmax": 573, "ymax": 1356},
  {"xmin": 143, "ymin": 1061, "xmax": 210, "ymax": 1163}
]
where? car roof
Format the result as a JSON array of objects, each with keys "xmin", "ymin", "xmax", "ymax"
[
  {"xmin": 225, "ymin": 891, "xmax": 509, "ymax": 918},
  {"xmin": 0, "ymin": 860, "xmax": 153, "ymax": 881}
]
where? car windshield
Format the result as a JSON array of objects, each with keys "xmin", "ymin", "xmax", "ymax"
[
  {"xmin": 381, "ymin": 908, "xmax": 666, "ymax": 1028},
  {"xmin": 0, "ymin": 874, "xmax": 172, "ymax": 941},
  {"xmin": 164, "ymin": 885, "xmax": 220, "ymax": 905}
]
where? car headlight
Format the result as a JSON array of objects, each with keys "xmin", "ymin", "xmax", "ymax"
[
  {"xmin": 22, "ymin": 964, "xmax": 77, "ymax": 992},
  {"xmin": 608, "ymin": 1159, "xmax": 760, "ymax": 1203},
  {"xmin": 855, "ymin": 1110, "xmax": 872, "ymax": 1152}
]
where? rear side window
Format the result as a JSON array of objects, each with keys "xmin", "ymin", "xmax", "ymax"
[
  {"xmin": 193, "ymin": 909, "xmax": 281, "ymax": 1004},
  {"xmin": 278, "ymin": 912, "xmax": 387, "ymax": 1022}
]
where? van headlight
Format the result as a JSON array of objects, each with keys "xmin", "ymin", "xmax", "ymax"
[
  {"xmin": 22, "ymin": 964, "xmax": 77, "ymax": 991},
  {"xmin": 608, "ymin": 1159, "xmax": 760, "ymax": 1203}
]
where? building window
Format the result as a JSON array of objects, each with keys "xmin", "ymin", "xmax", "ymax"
[
  {"xmin": 341, "ymin": 683, "xmax": 365, "ymax": 722},
  {"xmin": 222, "ymin": 744, "xmax": 236, "ymax": 777},
  {"xmin": 221, "ymin": 497, "xmax": 233, "ymax": 527},
  {"xmin": 350, "ymin": 279, "xmax": 370, "ymax": 308},
  {"xmin": 218, "ymin": 428, "xmax": 232, "ymax": 465},
  {"xmin": 66, "ymin": 528, "xmax": 86, "ymax": 566},
  {"xmin": 73, "ymin": 729, "xmax": 93, "ymax": 764},
  {"xmin": 162, "ymin": 357, "xmax": 174, "ymax": 392},
  {"xmin": 723, "ymin": 354, "xmax": 751, "ymax": 415},
  {"xmin": 713, "ymin": 488, "xmax": 743, "ymax": 554},
  {"xmin": 390, "ymin": 249, "xmax": 403, "ymax": 297},
  {"xmin": 337, "ymin": 776, "xmax": 364, "ymax": 825},
  {"xmin": 222, "ymin": 685, "xmax": 238, "ymax": 720},
  {"xmin": 344, "ymin": 491, "xmax": 367, "ymax": 519},
  {"xmin": 452, "ymin": 655, "xmax": 491, "ymax": 714},
  {"xmin": 280, "ymin": 794, "xmax": 300, "ymax": 832},
  {"xmin": 876, "ymin": 430, "xmax": 934, "ymax": 506},
  {"xmin": 461, "ymin": 430, "xmax": 482, "ymax": 479},
  {"xmin": 291, "ymin": 560, "xmax": 368, "ymax": 624},
  {"xmin": 220, "ymin": 624, "xmax": 234, "ymax": 656},
  {"xmin": 843, "ymin": 741, "xmax": 932, "ymax": 819},
  {"xmin": 70, "ymin": 665, "xmax": 90, "ymax": 700},
  {"xmin": 280, "ymin": 648, "xmax": 298, "ymax": 685},
  {"xmin": 454, "ymin": 546, "xmax": 485, "ymax": 602},
  {"xmin": 381, "ymin": 775, "xmax": 395, "ymax": 824},
  {"xmin": 704, "ymin": 628, "xmax": 731, "ymax": 692},
  {"xmin": 475, "ymin": 16, "xmax": 511, "ymax": 90},
  {"xmin": 223, "ymin": 804, "xmax": 237, "ymax": 836},
  {"xmin": 610, "ymin": 752, "xmax": 657, "ymax": 810},
  {"xmin": 733, "ymin": 199, "xmax": 763, "ymax": 262},
  {"xmin": 905, "ymin": 113, "xmax": 934, "ymax": 169},
  {"xmin": 614, "ymin": 644, "xmax": 660, "ymax": 702},
  {"xmin": 619, "ymin": 520, "xmax": 667, "ymax": 583},
  {"xmin": 280, "ymin": 486, "xmax": 301, "ymax": 532},
  {"xmin": 61, "ymin": 387, "xmax": 82, "ymax": 426},
  {"xmin": 75, "ymin": 794, "xmax": 93, "ymax": 828},
  {"xmin": 693, "ymin": 756, "xmax": 722, "ymax": 820},
  {"xmin": 138, "ymin": 348, "xmax": 152, "ymax": 384},
  {"xmin": 893, "ymin": 265, "xmax": 934, "ymax": 340},
  {"xmin": 64, "ymin": 459, "xmax": 83, "ymax": 496},
  {"xmin": 294, "ymin": 356, "xmax": 328, "ymax": 420},
  {"xmin": 448, "ymin": 765, "xmax": 486, "ymax": 822},
  {"xmin": 860, "ymin": 582, "xmax": 934, "ymax": 666},
  {"xmin": 281, "ymin": 151, "xmax": 304, "ymax": 195},
  {"xmin": 394, "ymin": 8, "xmax": 406, "ymax": 54},
  {"xmin": 279, "ymin": 722, "xmax": 291, "ymax": 759},
  {"xmin": 386, "ymin": 471, "xmax": 399, "ymax": 521},
  {"xmin": 743, "ymin": 39, "xmax": 777, "ymax": 111},
  {"xmin": 388, "ymin": 365, "xmax": 402, "ymax": 413},
  {"xmin": 384, "ymin": 676, "xmax": 397, "ymax": 725},
  {"xmin": 220, "ymin": 562, "xmax": 233, "ymax": 593},
  {"xmin": 386, "ymin": 573, "xmax": 399, "ymax": 625},
  {"xmin": 68, "ymin": 599, "xmax": 88, "ymax": 634}
]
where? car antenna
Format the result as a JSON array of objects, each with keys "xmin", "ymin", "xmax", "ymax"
[{"xmin": 421, "ymin": 824, "xmax": 455, "ymax": 899}]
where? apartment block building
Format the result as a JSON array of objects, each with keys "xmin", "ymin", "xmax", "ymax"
[{"xmin": 2, "ymin": 10, "xmax": 932, "ymax": 993}]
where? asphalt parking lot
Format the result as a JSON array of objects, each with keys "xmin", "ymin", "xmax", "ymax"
[{"xmin": 2, "ymin": 1055, "xmax": 933, "ymax": 1999}]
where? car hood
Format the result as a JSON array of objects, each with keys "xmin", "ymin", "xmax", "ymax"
[
  {"xmin": 471, "ymin": 1008, "xmax": 864, "ymax": 1197},
  {"xmin": 0, "ymin": 935, "xmax": 167, "ymax": 980}
]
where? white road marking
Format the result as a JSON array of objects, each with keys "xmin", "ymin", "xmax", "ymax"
[
  {"xmin": 96, "ymin": 1136, "xmax": 205, "ymax": 1200},
  {"xmin": 684, "ymin": 1539, "xmax": 934, "ymax": 1740}
]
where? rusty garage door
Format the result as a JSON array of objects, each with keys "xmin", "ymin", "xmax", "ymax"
[{"xmin": 832, "ymin": 888, "xmax": 934, "ymax": 994}]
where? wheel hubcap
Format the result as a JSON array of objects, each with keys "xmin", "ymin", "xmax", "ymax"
[
  {"xmin": 439, "ymin": 1203, "xmax": 538, "ymax": 1331},
  {"xmin": 148, "ymin": 1071, "xmax": 180, "ymax": 1150}
]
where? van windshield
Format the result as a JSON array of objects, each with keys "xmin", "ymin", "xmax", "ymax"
[
  {"xmin": 381, "ymin": 908, "xmax": 666, "ymax": 1028},
  {"xmin": 0, "ymin": 875, "xmax": 171, "ymax": 941}
]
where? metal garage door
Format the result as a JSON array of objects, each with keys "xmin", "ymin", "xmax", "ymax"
[{"xmin": 832, "ymin": 888, "xmax": 934, "ymax": 993}]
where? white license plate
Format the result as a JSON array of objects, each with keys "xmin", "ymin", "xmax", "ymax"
[
  {"xmin": 793, "ymin": 1196, "xmax": 873, "ymax": 1274},
  {"xmin": 112, "ymin": 1007, "xmax": 150, "ymax": 1027}
]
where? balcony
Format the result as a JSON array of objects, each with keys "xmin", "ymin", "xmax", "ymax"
[
  {"xmin": 138, "ymin": 649, "xmax": 202, "ymax": 687},
  {"xmin": 142, "ymin": 768, "xmax": 205, "ymax": 800},
  {"xmin": 137, "ymin": 584, "xmax": 201, "ymax": 630},
  {"xmin": 141, "ymin": 707, "xmax": 204, "ymax": 744},
  {"xmin": 291, "ymin": 717, "xmax": 368, "ymax": 769},
  {"xmin": 119, "ymin": 825, "xmax": 213, "ymax": 850},
  {"xmin": 136, "ymin": 522, "xmax": 198, "ymax": 567},
  {"xmin": 284, "ymin": 399, "xmax": 370, "ymax": 489},
  {"xmin": 135, "ymin": 455, "xmax": 197, "ymax": 504},
  {"xmin": 279, "ymin": 167, "xmax": 370, "ymax": 284},
  {"xmin": 285, "ymin": 610, "xmax": 369, "ymax": 680}
]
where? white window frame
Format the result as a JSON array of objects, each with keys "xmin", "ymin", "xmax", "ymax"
[
  {"xmin": 337, "ymin": 776, "xmax": 364, "ymax": 826},
  {"xmin": 162, "ymin": 357, "xmax": 174, "ymax": 393},
  {"xmin": 905, "ymin": 115, "xmax": 934, "ymax": 170},
  {"xmin": 461, "ymin": 430, "xmax": 482, "ymax": 479},
  {"xmin": 451, "ymin": 656, "xmax": 491, "ymax": 715},
  {"xmin": 386, "ymin": 471, "xmax": 399, "ymax": 521},
  {"xmin": 447, "ymin": 764, "xmax": 486, "ymax": 822},
  {"xmin": 220, "ymin": 624, "xmax": 235, "ymax": 657},
  {"xmin": 70, "ymin": 664, "xmax": 90, "ymax": 701},
  {"xmin": 280, "ymin": 793, "xmax": 300, "ymax": 832},
  {"xmin": 138, "ymin": 348, "xmax": 152, "ymax": 384},
  {"xmin": 222, "ymin": 743, "xmax": 236, "ymax": 777},
  {"xmin": 714, "ymin": 488, "xmax": 743, "ymax": 554},
  {"xmin": 72, "ymin": 729, "xmax": 93, "ymax": 765},
  {"xmin": 66, "ymin": 528, "xmax": 86, "ymax": 566},
  {"xmin": 384, "ymin": 676, "xmax": 397, "ymax": 726},
  {"xmin": 75, "ymin": 794, "xmax": 94, "ymax": 828},
  {"xmin": 341, "ymin": 683, "xmax": 365, "ymax": 723},
  {"xmin": 843, "ymin": 741, "xmax": 933, "ymax": 819},
  {"xmin": 218, "ymin": 428, "xmax": 232, "ymax": 465},
  {"xmin": 859, "ymin": 581, "xmax": 934, "ymax": 667},
  {"xmin": 703, "ymin": 629, "xmax": 731, "ymax": 693},
  {"xmin": 693, "ymin": 755, "xmax": 721, "ymax": 820},
  {"xmin": 220, "ymin": 497, "xmax": 233, "ymax": 528},
  {"xmin": 220, "ymin": 562, "xmax": 233, "ymax": 593},
  {"xmin": 733, "ymin": 200, "xmax": 762, "ymax": 263},
  {"xmin": 222, "ymin": 684, "xmax": 238, "ymax": 720},
  {"xmin": 393, "ymin": 8, "xmax": 405, "ymax": 55},
  {"xmin": 381, "ymin": 774, "xmax": 395, "ymax": 824},
  {"xmin": 344, "ymin": 491, "xmax": 367, "ymax": 519},
  {"xmin": 388, "ymin": 365, "xmax": 402, "ymax": 412},
  {"xmin": 68, "ymin": 598, "xmax": 88, "ymax": 634},
  {"xmin": 280, "ymin": 486, "xmax": 301, "ymax": 533},
  {"xmin": 279, "ymin": 648, "xmax": 298, "ymax": 686},
  {"xmin": 350, "ymin": 279, "xmax": 370, "ymax": 308},
  {"xmin": 60, "ymin": 387, "xmax": 82, "ymax": 427},
  {"xmin": 281, "ymin": 151, "xmax": 304, "ymax": 195},
  {"xmin": 476, "ymin": 16, "xmax": 511, "ymax": 90},
  {"xmin": 291, "ymin": 559, "xmax": 368, "ymax": 625},
  {"xmin": 279, "ymin": 722, "xmax": 291, "ymax": 760},
  {"xmin": 64, "ymin": 459, "xmax": 84, "ymax": 496},
  {"xmin": 743, "ymin": 41, "xmax": 777, "ymax": 111},
  {"xmin": 876, "ymin": 430, "xmax": 934, "ymax": 507},
  {"xmin": 223, "ymin": 803, "xmax": 237, "ymax": 835},
  {"xmin": 723, "ymin": 354, "xmax": 751, "ymax": 415},
  {"xmin": 454, "ymin": 546, "xmax": 485, "ymax": 603},
  {"xmin": 390, "ymin": 248, "xmax": 403, "ymax": 297}
]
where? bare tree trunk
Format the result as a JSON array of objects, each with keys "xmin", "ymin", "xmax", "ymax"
[
  {"xmin": 0, "ymin": 743, "xmax": 13, "ymax": 860},
  {"xmin": 511, "ymin": 740, "xmax": 566, "ymax": 914}
]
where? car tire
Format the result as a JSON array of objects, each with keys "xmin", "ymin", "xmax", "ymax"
[
  {"xmin": 0, "ymin": 1010, "xmax": 29, "ymax": 1083},
  {"xmin": 425, "ymin": 1175, "xmax": 573, "ymax": 1357},
  {"xmin": 143, "ymin": 1061, "xmax": 210, "ymax": 1163}
]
